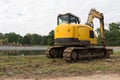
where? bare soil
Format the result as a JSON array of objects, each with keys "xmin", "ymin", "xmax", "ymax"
[
  {"xmin": 44, "ymin": 74, "xmax": 120, "ymax": 80},
  {"xmin": 2, "ymin": 74, "xmax": 120, "ymax": 80}
]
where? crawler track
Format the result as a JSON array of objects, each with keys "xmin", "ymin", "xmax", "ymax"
[
  {"xmin": 46, "ymin": 46, "xmax": 113, "ymax": 62},
  {"xmin": 45, "ymin": 46, "xmax": 65, "ymax": 58}
]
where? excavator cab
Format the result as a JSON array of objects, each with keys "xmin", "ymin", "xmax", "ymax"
[{"xmin": 57, "ymin": 13, "xmax": 80, "ymax": 25}]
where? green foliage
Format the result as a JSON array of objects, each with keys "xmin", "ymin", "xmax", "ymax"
[
  {"xmin": 5, "ymin": 32, "xmax": 22, "ymax": 44},
  {"xmin": 97, "ymin": 22, "xmax": 120, "ymax": 46},
  {"xmin": 47, "ymin": 30, "xmax": 54, "ymax": 45},
  {"xmin": 40, "ymin": 36, "xmax": 48, "ymax": 45},
  {"xmin": 109, "ymin": 22, "xmax": 120, "ymax": 31},
  {"xmin": 0, "ymin": 32, "xmax": 49, "ymax": 45},
  {"xmin": 31, "ymin": 34, "xmax": 41, "ymax": 45},
  {"xmin": 0, "ymin": 33, "xmax": 4, "ymax": 39},
  {"xmin": 21, "ymin": 34, "xmax": 32, "ymax": 45}
]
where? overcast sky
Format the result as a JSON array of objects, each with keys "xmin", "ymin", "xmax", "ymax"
[{"xmin": 0, "ymin": 0, "xmax": 120, "ymax": 36}]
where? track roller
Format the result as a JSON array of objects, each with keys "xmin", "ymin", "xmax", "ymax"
[{"xmin": 45, "ymin": 46, "xmax": 65, "ymax": 58}]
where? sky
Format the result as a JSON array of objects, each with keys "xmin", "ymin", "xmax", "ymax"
[{"xmin": 0, "ymin": 0, "xmax": 120, "ymax": 36}]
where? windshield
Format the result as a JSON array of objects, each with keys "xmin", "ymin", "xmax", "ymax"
[
  {"xmin": 58, "ymin": 13, "xmax": 80, "ymax": 25},
  {"xmin": 58, "ymin": 15, "xmax": 69, "ymax": 25}
]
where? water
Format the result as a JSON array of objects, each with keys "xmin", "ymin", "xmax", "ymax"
[
  {"xmin": 0, "ymin": 50, "xmax": 45, "ymax": 56},
  {"xmin": 0, "ymin": 46, "xmax": 119, "ymax": 56}
]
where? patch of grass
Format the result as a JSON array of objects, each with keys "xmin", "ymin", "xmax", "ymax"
[
  {"xmin": 0, "ymin": 53, "xmax": 120, "ymax": 77},
  {"xmin": 114, "ymin": 51, "xmax": 120, "ymax": 54}
]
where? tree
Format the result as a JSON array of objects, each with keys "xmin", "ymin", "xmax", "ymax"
[
  {"xmin": 5, "ymin": 32, "xmax": 22, "ymax": 44},
  {"xmin": 96, "ymin": 22, "xmax": 120, "ymax": 46},
  {"xmin": 21, "ymin": 33, "xmax": 32, "ymax": 45},
  {"xmin": 109, "ymin": 22, "xmax": 120, "ymax": 31},
  {"xmin": 107, "ymin": 22, "xmax": 120, "ymax": 46},
  {"xmin": 47, "ymin": 30, "xmax": 54, "ymax": 45},
  {"xmin": 40, "ymin": 36, "xmax": 48, "ymax": 45},
  {"xmin": 0, "ymin": 33, "xmax": 4, "ymax": 39},
  {"xmin": 31, "ymin": 34, "xmax": 41, "ymax": 45}
]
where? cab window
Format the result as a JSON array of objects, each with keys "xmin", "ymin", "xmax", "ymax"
[
  {"xmin": 58, "ymin": 14, "xmax": 80, "ymax": 25},
  {"xmin": 90, "ymin": 30, "xmax": 94, "ymax": 38},
  {"xmin": 58, "ymin": 15, "xmax": 69, "ymax": 25},
  {"xmin": 70, "ymin": 16, "xmax": 78, "ymax": 24}
]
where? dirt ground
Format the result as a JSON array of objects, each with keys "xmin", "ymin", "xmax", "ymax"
[
  {"xmin": 0, "ymin": 47, "xmax": 120, "ymax": 80},
  {"xmin": 2, "ymin": 74, "xmax": 120, "ymax": 80}
]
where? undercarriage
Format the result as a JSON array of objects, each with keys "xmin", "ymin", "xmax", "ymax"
[{"xmin": 45, "ymin": 46, "xmax": 113, "ymax": 62}]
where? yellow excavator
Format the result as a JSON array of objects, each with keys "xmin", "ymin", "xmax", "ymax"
[{"xmin": 45, "ymin": 9, "xmax": 113, "ymax": 62}]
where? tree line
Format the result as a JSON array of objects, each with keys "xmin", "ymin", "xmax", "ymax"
[
  {"xmin": 0, "ymin": 22, "xmax": 119, "ymax": 46},
  {"xmin": 0, "ymin": 30, "xmax": 54, "ymax": 46}
]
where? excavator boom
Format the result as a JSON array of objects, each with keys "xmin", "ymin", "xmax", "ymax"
[{"xmin": 86, "ymin": 9, "xmax": 105, "ymax": 46}]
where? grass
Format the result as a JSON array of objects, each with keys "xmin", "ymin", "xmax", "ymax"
[{"xmin": 0, "ymin": 52, "xmax": 120, "ymax": 78}]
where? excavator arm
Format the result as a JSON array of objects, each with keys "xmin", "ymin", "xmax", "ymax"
[{"xmin": 86, "ymin": 9, "xmax": 105, "ymax": 46}]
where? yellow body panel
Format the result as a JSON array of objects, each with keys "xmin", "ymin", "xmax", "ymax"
[
  {"xmin": 55, "ymin": 24, "xmax": 74, "ymax": 38},
  {"xmin": 55, "ymin": 23, "xmax": 97, "ymax": 45}
]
